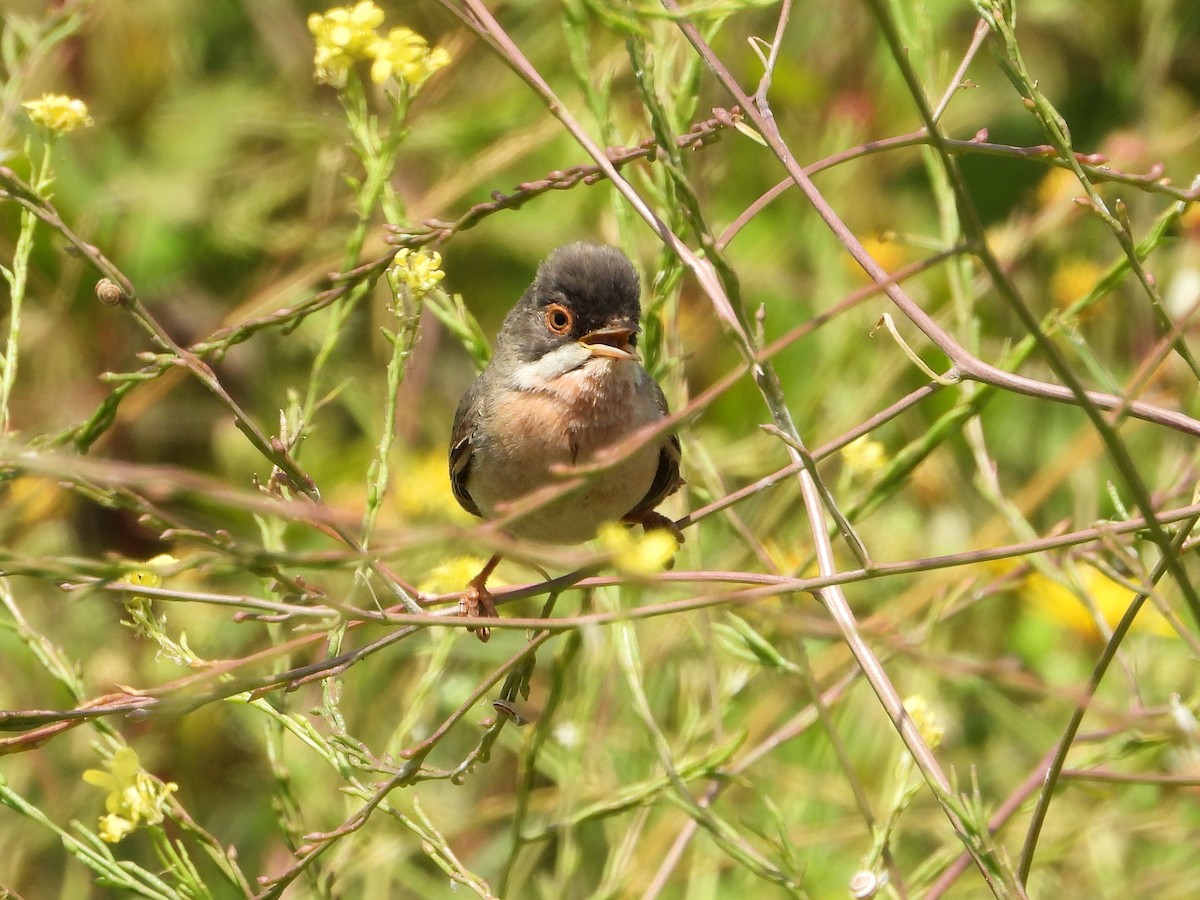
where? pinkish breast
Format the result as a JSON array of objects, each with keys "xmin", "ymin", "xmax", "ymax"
[{"xmin": 468, "ymin": 359, "xmax": 664, "ymax": 544}]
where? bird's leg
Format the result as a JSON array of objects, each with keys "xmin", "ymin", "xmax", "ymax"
[
  {"xmin": 461, "ymin": 553, "xmax": 501, "ymax": 642},
  {"xmin": 622, "ymin": 510, "xmax": 685, "ymax": 544}
]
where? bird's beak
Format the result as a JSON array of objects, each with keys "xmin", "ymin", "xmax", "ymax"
[{"xmin": 580, "ymin": 325, "xmax": 639, "ymax": 361}]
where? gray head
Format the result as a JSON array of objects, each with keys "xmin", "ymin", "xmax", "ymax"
[{"xmin": 495, "ymin": 243, "xmax": 641, "ymax": 366}]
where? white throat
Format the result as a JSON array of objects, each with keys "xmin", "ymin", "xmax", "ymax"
[{"xmin": 510, "ymin": 343, "xmax": 595, "ymax": 389}]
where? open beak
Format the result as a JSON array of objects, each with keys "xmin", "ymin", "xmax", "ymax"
[{"xmin": 580, "ymin": 325, "xmax": 639, "ymax": 361}]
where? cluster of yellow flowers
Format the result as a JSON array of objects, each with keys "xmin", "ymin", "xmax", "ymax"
[
  {"xmin": 892, "ymin": 694, "xmax": 946, "ymax": 789},
  {"xmin": 840, "ymin": 434, "xmax": 888, "ymax": 482},
  {"xmin": 389, "ymin": 247, "xmax": 446, "ymax": 298},
  {"xmin": 902, "ymin": 694, "xmax": 945, "ymax": 750},
  {"xmin": 22, "ymin": 94, "xmax": 92, "ymax": 134},
  {"xmin": 597, "ymin": 522, "xmax": 680, "ymax": 576},
  {"xmin": 308, "ymin": 1, "xmax": 449, "ymax": 90},
  {"xmin": 83, "ymin": 747, "xmax": 178, "ymax": 843},
  {"xmin": 371, "ymin": 26, "xmax": 450, "ymax": 86}
]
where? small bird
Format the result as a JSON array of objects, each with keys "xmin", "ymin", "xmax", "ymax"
[{"xmin": 449, "ymin": 242, "xmax": 683, "ymax": 639}]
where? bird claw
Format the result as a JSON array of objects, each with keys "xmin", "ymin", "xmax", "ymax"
[{"xmin": 460, "ymin": 570, "xmax": 499, "ymax": 643}]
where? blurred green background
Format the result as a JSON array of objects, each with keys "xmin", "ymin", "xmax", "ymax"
[{"xmin": 3, "ymin": 0, "xmax": 1200, "ymax": 897}]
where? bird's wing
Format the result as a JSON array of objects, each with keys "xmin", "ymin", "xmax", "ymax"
[
  {"xmin": 628, "ymin": 378, "xmax": 683, "ymax": 517},
  {"xmin": 448, "ymin": 377, "xmax": 484, "ymax": 518}
]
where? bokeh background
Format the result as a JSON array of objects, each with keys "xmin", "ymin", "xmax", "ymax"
[{"xmin": 3, "ymin": 0, "xmax": 1200, "ymax": 897}]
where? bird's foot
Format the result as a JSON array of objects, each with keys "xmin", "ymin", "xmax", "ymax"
[{"xmin": 459, "ymin": 554, "xmax": 501, "ymax": 642}]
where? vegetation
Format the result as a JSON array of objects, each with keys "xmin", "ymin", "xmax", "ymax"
[{"xmin": 2, "ymin": 0, "xmax": 1200, "ymax": 897}]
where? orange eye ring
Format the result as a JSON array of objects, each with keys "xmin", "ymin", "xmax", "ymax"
[{"xmin": 544, "ymin": 303, "xmax": 573, "ymax": 335}]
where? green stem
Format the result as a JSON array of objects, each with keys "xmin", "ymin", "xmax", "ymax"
[
  {"xmin": 1, "ymin": 138, "xmax": 54, "ymax": 430},
  {"xmin": 302, "ymin": 74, "xmax": 407, "ymax": 424}
]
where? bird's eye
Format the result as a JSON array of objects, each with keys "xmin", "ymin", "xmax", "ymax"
[{"xmin": 544, "ymin": 303, "xmax": 573, "ymax": 335}]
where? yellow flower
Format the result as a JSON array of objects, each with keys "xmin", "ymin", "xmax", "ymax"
[
  {"xmin": 895, "ymin": 695, "xmax": 946, "ymax": 785},
  {"xmin": 97, "ymin": 814, "xmax": 136, "ymax": 844},
  {"xmin": 420, "ymin": 556, "xmax": 506, "ymax": 595},
  {"xmin": 390, "ymin": 449, "xmax": 470, "ymax": 523},
  {"xmin": 1181, "ymin": 200, "xmax": 1200, "ymax": 238},
  {"xmin": 389, "ymin": 248, "xmax": 445, "ymax": 298},
  {"xmin": 597, "ymin": 522, "xmax": 679, "ymax": 576},
  {"xmin": 117, "ymin": 554, "xmax": 177, "ymax": 612},
  {"xmin": 845, "ymin": 234, "xmax": 907, "ymax": 280},
  {"xmin": 307, "ymin": 1, "xmax": 386, "ymax": 87},
  {"xmin": 5, "ymin": 476, "xmax": 69, "ymax": 527},
  {"xmin": 902, "ymin": 695, "xmax": 945, "ymax": 750},
  {"xmin": 83, "ymin": 747, "xmax": 178, "ymax": 843},
  {"xmin": 1050, "ymin": 258, "xmax": 1105, "ymax": 311},
  {"xmin": 762, "ymin": 539, "xmax": 807, "ymax": 575},
  {"xmin": 369, "ymin": 27, "xmax": 450, "ymax": 88},
  {"xmin": 1035, "ymin": 166, "xmax": 1080, "ymax": 209},
  {"xmin": 22, "ymin": 94, "xmax": 93, "ymax": 133},
  {"xmin": 118, "ymin": 557, "xmax": 171, "ymax": 591},
  {"xmin": 1021, "ymin": 563, "xmax": 1173, "ymax": 638},
  {"xmin": 841, "ymin": 435, "xmax": 887, "ymax": 482}
]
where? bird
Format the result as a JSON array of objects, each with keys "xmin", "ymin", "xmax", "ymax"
[{"xmin": 448, "ymin": 242, "xmax": 683, "ymax": 640}]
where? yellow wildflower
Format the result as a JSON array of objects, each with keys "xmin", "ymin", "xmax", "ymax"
[
  {"xmin": 762, "ymin": 539, "xmax": 807, "ymax": 575},
  {"xmin": 880, "ymin": 692, "xmax": 947, "ymax": 869},
  {"xmin": 97, "ymin": 813, "xmax": 136, "ymax": 844},
  {"xmin": 1181, "ymin": 200, "xmax": 1200, "ymax": 238},
  {"xmin": 1035, "ymin": 166, "xmax": 1080, "ymax": 209},
  {"xmin": 391, "ymin": 450, "xmax": 470, "ymax": 523},
  {"xmin": 420, "ymin": 556, "xmax": 505, "ymax": 595},
  {"xmin": 845, "ymin": 234, "xmax": 907, "ymax": 280},
  {"xmin": 393, "ymin": 451, "xmax": 468, "ymax": 528},
  {"xmin": 307, "ymin": 1, "xmax": 386, "ymax": 87},
  {"xmin": 83, "ymin": 747, "xmax": 177, "ymax": 843},
  {"xmin": 120, "ymin": 570, "xmax": 162, "ymax": 589},
  {"xmin": 23, "ymin": 94, "xmax": 93, "ymax": 133},
  {"xmin": 894, "ymin": 695, "xmax": 946, "ymax": 788},
  {"xmin": 1050, "ymin": 258, "xmax": 1105, "ymax": 311},
  {"xmin": 841, "ymin": 435, "xmax": 887, "ymax": 482},
  {"xmin": 1021, "ymin": 562, "xmax": 1173, "ymax": 638},
  {"xmin": 389, "ymin": 248, "xmax": 445, "ymax": 298},
  {"xmin": 902, "ymin": 695, "xmax": 945, "ymax": 749},
  {"xmin": 117, "ymin": 554, "xmax": 177, "ymax": 612},
  {"xmin": 597, "ymin": 522, "xmax": 679, "ymax": 576},
  {"xmin": 119, "ymin": 553, "xmax": 179, "ymax": 591},
  {"xmin": 5, "ymin": 476, "xmax": 69, "ymax": 527},
  {"xmin": 369, "ymin": 27, "xmax": 450, "ymax": 88}
]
